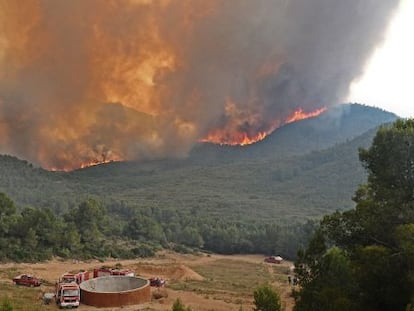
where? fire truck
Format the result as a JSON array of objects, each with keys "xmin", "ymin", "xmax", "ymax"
[
  {"xmin": 60, "ymin": 270, "xmax": 90, "ymax": 284},
  {"xmin": 55, "ymin": 282, "xmax": 80, "ymax": 309},
  {"xmin": 93, "ymin": 267, "xmax": 135, "ymax": 278},
  {"xmin": 55, "ymin": 271, "xmax": 88, "ymax": 308}
]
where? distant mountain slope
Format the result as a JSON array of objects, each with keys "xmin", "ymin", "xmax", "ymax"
[
  {"xmin": 189, "ymin": 103, "xmax": 397, "ymax": 162},
  {"xmin": 0, "ymin": 104, "xmax": 399, "ymax": 222},
  {"xmin": 252, "ymin": 103, "xmax": 396, "ymax": 155}
]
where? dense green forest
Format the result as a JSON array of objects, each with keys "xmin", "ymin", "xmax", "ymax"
[
  {"xmin": 294, "ymin": 119, "xmax": 414, "ymax": 310},
  {"xmin": 0, "ymin": 191, "xmax": 317, "ymax": 261}
]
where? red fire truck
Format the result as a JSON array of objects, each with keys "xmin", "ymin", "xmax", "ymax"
[
  {"xmin": 93, "ymin": 267, "xmax": 135, "ymax": 278},
  {"xmin": 55, "ymin": 282, "xmax": 80, "ymax": 309},
  {"xmin": 60, "ymin": 270, "xmax": 90, "ymax": 284}
]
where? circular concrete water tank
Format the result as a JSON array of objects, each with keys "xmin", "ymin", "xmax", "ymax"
[{"xmin": 80, "ymin": 276, "xmax": 150, "ymax": 308}]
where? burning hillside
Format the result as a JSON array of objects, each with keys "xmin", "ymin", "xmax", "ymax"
[
  {"xmin": 0, "ymin": 0, "xmax": 400, "ymax": 170},
  {"xmin": 200, "ymin": 106, "xmax": 327, "ymax": 146}
]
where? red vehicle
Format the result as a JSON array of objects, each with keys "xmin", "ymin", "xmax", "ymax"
[
  {"xmin": 149, "ymin": 277, "xmax": 165, "ymax": 287},
  {"xmin": 12, "ymin": 274, "xmax": 41, "ymax": 287},
  {"xmin": 110, "ymin": 269, "xmax": 135, "ymax": 277},
  {"xmin": 93, "ymin": 268, "xmax": 134, "ymax": 278},
  {"xmin": 55, "ymin": 282, "xmax": 80, "ymax": 309},
  {"xmin": 60, "ymin": 270, "xmax": 89, "ymax": 284}
]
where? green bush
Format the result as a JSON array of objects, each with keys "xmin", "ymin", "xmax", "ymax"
[
  {"xmin": 171, "ymin": 298, "xmax": 192, "ymax": 311},
  {"xmin": 253, "ymin": 284, "xmax": 281, "ymax": 311}
]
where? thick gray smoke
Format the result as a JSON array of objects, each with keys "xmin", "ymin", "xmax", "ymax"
[{"xmin": 0, "ymin": 0, "xmax": 400, "ymax": 169}]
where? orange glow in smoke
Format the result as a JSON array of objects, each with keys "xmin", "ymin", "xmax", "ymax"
[{"xmin": 0, "ymin": 1, "xmax": 334, "ymax": 171}]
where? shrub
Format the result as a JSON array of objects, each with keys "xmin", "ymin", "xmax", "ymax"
[
  {"xmin": 253, "ymin": 284, "xmax": 281, "ymax": 311},
  {"xmin": 171, "ymin": 298, "xmax": 192, "ymax": 311}
]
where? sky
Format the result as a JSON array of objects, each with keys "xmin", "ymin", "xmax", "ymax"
[{"xmin": 347, "ymin": 0, "xmax": 414, "ymax": 118}]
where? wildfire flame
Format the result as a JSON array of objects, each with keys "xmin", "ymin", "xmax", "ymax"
[
  {"xmin": 79, "ymin": 159, "xmax": 118, "ymax": 169},
  {"xmin": 200, "ymin": 106, "xmax": 327, "ymax": 146},
  {"xmin": 200, "ymin": 131, "xmax": 268, "ymax": 146},
  {"xmin": 49, "ymin": 157, "xmax": 123, "ymax": 172},
  {"xmin": 285, "ymin": 107, "xmax": 327, "ymax": 124}
]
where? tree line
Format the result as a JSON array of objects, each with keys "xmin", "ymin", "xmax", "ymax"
[{"xmin": 0, "ymin": 192, "xmax": 315, "ymax": 262}]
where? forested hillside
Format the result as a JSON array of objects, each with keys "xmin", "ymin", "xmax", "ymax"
[
  {"xmin": 0, "ymin": 121, "xmax": 382, "ymax": 222},
  {"xmin": 68, "ymin": 127, "xmax": 375, "ymax": 222},
  {"xmin": 0, "ymin": 104, "xmax": 397, "ymax": 219},
  {"xmin": 0, "ymin": 104, "xmax": 399, "ymax": 261}
]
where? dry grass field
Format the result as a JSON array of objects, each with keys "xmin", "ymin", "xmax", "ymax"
[{"xmin": 0, "ymin": 252, "xmax": 295, "ymax": 311}]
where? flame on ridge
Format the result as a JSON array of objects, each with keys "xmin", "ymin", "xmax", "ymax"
[
  {"xmin": 200, "ymin": 106, "xmax": 327, "ymax": 146},
  {"xmin": 285, "ymin": 107, "xmax": 327, "ymax": 124},
  {"xmin": 49, "ymin": 156, "xmax": 123, "ymax": 172},
  {"xmin": 199, "ymin": 130, "xmax": 268, "ymax": 146}
]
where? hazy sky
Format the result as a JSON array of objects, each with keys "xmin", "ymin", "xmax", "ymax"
[{"xmin": 347, "ymin": 0, "xmax": 414, "ymax": 118}]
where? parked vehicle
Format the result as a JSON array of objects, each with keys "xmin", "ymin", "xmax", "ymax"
[
  {"xmin": 264, "ymin": 255, "xmax": 283, "ymax": 264},
  {"xmin": 110, "ymin": 269, "xmax": 135, "ymax": 277},
  {"xmin": 149, "ymin": 277, "xmax": 165, "ymax": 287},
  {"xmin": 55, "ymin": 282, "xmax": 80, "ymax": 309},
  {"xmin": 60, "ymin": 270, "xmax": 89, "ymax": 284},
  {"xmin": 93, "ymin": 267, "xmax": 134, "ymax": 278},
  {"xmin": 12, "ymin": 274, "xmax": 41, "ymax": 287}
]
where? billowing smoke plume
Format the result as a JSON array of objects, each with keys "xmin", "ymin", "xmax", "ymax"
[{"xmin": 0, "ymin": 0, "xmax": 400, "ymax": 169}]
